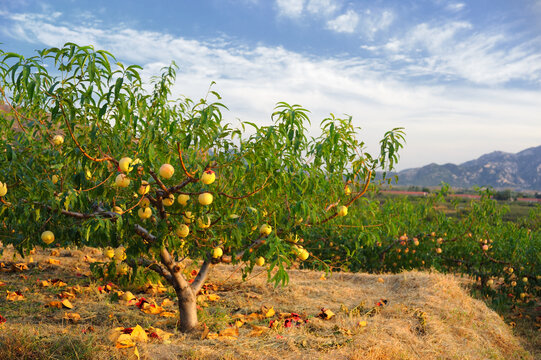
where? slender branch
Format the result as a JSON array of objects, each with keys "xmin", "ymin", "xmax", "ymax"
[
  {"xmin": 315, "ymin": 169, "xmax": 373, "ymax": 226},
  {"xmin": 315, "ymin": 211, "xmax": 339, "ymax": 226},
  {"xmin": 167, "ymin": 178, "xmax": 196, "ymax": 194},
  {"xmin": 233, "ymin": 236, "xmax": 267, "ymax": 261},
  {"xmin": 81, "ymin": 171, "xmax": 114, "ymax": 192},
  {"xmin": 37, "ymin": 203, "xmax": 118, "ymax": 220},
  {"xmin": 0, "ymin": 86, "xmax": 28, "ymax": 134},
  {"xmin": 218, "ymin": 174, "xmax": 271, "ymax": 200},
  {"xmin": 345, "ymin": 169, "xmax": 373, "ymax": 207},
  {"xmin": 126, "ymin": 257, "xmax": 172, "ymax": 284},
  {"xmin": 334, "ymin": 223, "xmax": 383, "ymax": 228},
  {"xmin": 481, "ymin": 251, "xmax": 512, "ymax": 265},
  {"xmin": 325, "ymin": 200, "xmax": 340, "ymax": 212},
  {"xmin": 57, "ymin": 100, "xmax": 116, "ymax": 164},
  {"xmin": 176, "ymin": 142, "xmax": 195, "ymax": 178},
  {"xmin": 123, "ymin": 195, "xmax": 146, "ymax": 214},
  {"xmin": 379, "ymin": 239, "xmax": 400, "ymax": 261},
  {"xmin": 149, "ymin": 170, "xmax": 168, "ymax": 192}
]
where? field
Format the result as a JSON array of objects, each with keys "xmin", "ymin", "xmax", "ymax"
[
  {"xmin": 376, "ymin": 191, "xmax": 540, "ymax": 222},
  {"xmin": 0, "ymin": 245, "xmax": 536, "ymax": 360}
]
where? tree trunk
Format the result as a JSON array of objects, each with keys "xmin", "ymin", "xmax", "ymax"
[
  {"xmin": 158, "ymin": 245, "xmax": 212, "ymax": 333},
  {"xmin": 132, "ymin": 227, "xmax": 211, "ymax": 333},
  {"xmin": 176, "ymin": 286, "xmax": 198, "ymax": 332}
]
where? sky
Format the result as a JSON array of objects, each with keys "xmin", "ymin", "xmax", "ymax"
[{"xmin": 0, "ymin": 0, "xmax": 540, "ymax": 170}]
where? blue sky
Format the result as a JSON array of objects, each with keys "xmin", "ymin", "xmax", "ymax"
[{"xmin": 1, "ymin": 0, "xmax": 540, "ymax": 170}]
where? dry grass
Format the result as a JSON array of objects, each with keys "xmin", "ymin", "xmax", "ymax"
[{"xmin": 0, "ymin": 245, "xmax": 535, "ymax": 360}]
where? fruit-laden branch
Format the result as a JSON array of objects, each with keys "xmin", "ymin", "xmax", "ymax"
[
  {"xmin": 122, "ymin": 195, "xmax": 146, "ymax": 214},
  {"xmin": 220, "ymin": 236, "xmax": 267, "ymax": 264},
  {"xmin": 481, "ymin": 251, "xmax": 512, "ymax": 265},
  {"xmin": 314, "ymin": 169, "xmax": 373, "ymax": 226},
  {"xmin": 218, "ymin": 174, "xmax": 271, "ymax": 200},
  {"xmin": 378, "ymin": 239, "xmax": 400, "ymax": 261},
  {"xmin": 176, "ymin": 143, "xmax": 196, "ymax": 179},
  {"xmin": 146, "ymin": 193, "xmax": 168, "ymax": 220},
  {"xmin": 345, "ymin": 169, "xmax": 372, "ymax": 207}
]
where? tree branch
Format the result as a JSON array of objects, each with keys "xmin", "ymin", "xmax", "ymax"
[
  {"xmin": 134, "ymin": 224, "xmax": 157, "ymax": 242},
  {"xmin": 159, "ymin": 246, "xmax": 190, "ymax": 291},
  {"xmin": 126, "ymin": 257, "xmax": 173, "ymax": 284},
  {"xmin": 149, "ymin": 170, "xmax": 168, "ymax": 192},
  {"xmin": 314, "ymin": 169, "xmax": 373, "ymax": 226},
  {"xmin": 190, "ymin": 258, "xmax": 212, "ymax": 294},
  {"xmin": 58, "ymin": 99, "xmax": 116, "ymax": 164},
  {"xmin": 81, "ymin": 171, "xmax": 115, "ymax": 192},
  {"xmin": 38, "ymin": 203, "xmax": 118, "ymax": 220},
  {"xmin": 165, "ymin": 178, "xmax": 195, "ymax": 194},
  {"xmin": 229, "ymin": 236, "xmax": 267, "ymax": 262},
  {"xmin": 176, "ymin": 142, "xmax": 196, "ymax": 178},
  {"xmin": 0, "ymin": 86, "xmax": 28, "ymax": 134},
  {"xmin": 218, "ymin": 174, "xmax": 271, "ymax": 200},
  {"xmin": 345, "ymin": 170, "xmax": 373, "ymax": 207}
]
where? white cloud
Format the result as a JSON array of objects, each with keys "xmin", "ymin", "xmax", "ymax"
[
  {"xmin": 408, "ymin": 21, "xmax": 472, "ymax": 48},
  {"xmin": 275, "ymin": 0, "xmax": 392, "ymax": 38},
  {"xmin": 306, "ymin": 0, "xmax": 339, "ymax": 16},
  {"xmin": 1, "ymin": 10, "xmax": 540, "ymax": 170},
  {"xmin": 326, "ymin": 9, "xmax": 359, "ymax": 33},
  {"xmin": 368, "ymin": 21, "xmax": 541, "ymax": 85},
  {"xmin": 446, "ymin": 2, "xmax": 465, "ymax": 12},
  {"xmin": 275, "ymin": 0, "xmax": 304, "ymax": 18},
  {"xmin": 326, "ymin": 8, "xmax": 394, "ymax": 37},
  {"xmin": 360, "ymin": 9, "xmax": 395, "ymax": 38}
]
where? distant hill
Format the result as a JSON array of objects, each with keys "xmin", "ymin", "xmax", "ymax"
[{"xmin": 393, "ymin": 145, "xmax": 541, "ymax": 191}]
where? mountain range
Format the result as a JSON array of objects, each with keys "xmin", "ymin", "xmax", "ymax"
[{"xmin": 393, "ymin": 145, "xmax": 541, "ymax": 191}]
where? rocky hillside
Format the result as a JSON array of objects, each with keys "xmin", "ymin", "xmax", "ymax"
[{"xmin": 395, "ymin": 145, "xmax": 541, "ymax": 191}]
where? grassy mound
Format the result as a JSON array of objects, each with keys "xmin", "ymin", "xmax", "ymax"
[{"xmin": 0, "ymin": 246, "xmax": 534, "ymax": 360}]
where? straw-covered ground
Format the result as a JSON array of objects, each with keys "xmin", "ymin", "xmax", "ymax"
[{"xmin": 0, "ymin": 245, "xmax": 537, "ymax": 360}]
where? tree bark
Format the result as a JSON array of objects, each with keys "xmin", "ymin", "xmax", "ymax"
[
  {"xmin": 176, "ymin": 286, "xmax": 198, "ymax": 333},
  {"xmin": 134, "ymin": 225, "xmax": 211, "ymax": 332},
  {"xmin": 159, "ymin": 246, "xmax": 211, "ymax": 332}
]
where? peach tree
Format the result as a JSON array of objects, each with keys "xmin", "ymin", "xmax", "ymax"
[{"xmin": 0, "ymin": 43, "xmax": 405, "ymax": 332}]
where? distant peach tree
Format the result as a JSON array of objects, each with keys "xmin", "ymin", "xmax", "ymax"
[{"xmin": 0, "ymin": 43, "xmax": 405, "ymax": 332}]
